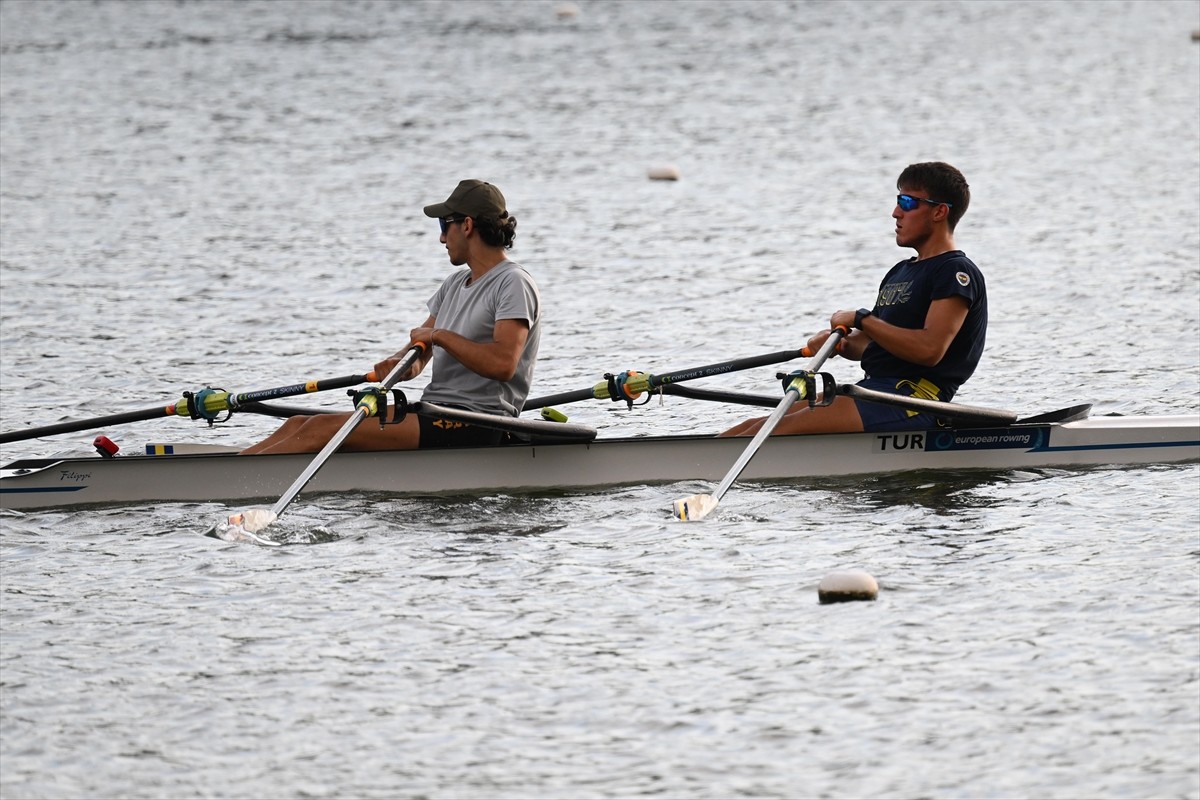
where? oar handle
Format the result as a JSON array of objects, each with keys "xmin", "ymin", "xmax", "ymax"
[
  {"xmin": 802, "ymin": 326, "xmax": 847, "ymax": 371},
  {"xmin": 377, "ymin": 344, "xmax": 425, "ymax": 389},
  {"xmin": 798, "ymin": 324, "xmax": 850, "ymax": 361}
]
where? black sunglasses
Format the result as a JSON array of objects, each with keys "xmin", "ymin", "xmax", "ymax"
[
  {"xmin": 897, "ymin": 194, "xmax": 952, "ymax": 211},
  {"xmin": 438, "ymin": 215, "xmax": 466, "ymax": 234}
]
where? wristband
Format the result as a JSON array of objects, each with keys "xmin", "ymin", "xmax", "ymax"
[{"xmin": 854, "ymin": 308, "xmax": 873, "ymax": 330}]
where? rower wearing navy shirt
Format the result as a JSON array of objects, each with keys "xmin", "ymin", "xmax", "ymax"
[{"xmin": 723, "ymin": 161, "xmax": 986, "ymax": 436}]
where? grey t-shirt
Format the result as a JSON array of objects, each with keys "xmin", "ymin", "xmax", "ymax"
[{"xmin": 420, "ymin": 259, "xmax": 541, "ymax": 416}]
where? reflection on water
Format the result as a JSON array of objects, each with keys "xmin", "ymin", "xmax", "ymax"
[{"xmin": 811, "ymin": 468, "xmax": 1060, "ymax": 513}]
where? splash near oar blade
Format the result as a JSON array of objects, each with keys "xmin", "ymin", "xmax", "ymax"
[
  {"xmin": 227, "ymin": 509, "xmax": 279, "ymax": 534},
  {"xmin": 206, "ymin": 509, "xmax": 281, "ymax": 546}
]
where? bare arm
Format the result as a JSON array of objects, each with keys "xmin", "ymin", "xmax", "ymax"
[
  {"xmin": 374, "ymin": 314, "xmax": 436, "ymax": 380},
  {"xmin": 803, "ymin": 328, "xmax": 870, "ymax": 360},
  {"xmin": 411, "ymin": 317, "xmax": 531, "ymax": 381},
  {"xmin": 828, "ymin": 296, "xmax": 969, "ymax": 367}
]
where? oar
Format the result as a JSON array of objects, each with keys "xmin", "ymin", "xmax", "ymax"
[
  {"xmin": 523, "ymin": 349, "xmax": 808, "ymax": 410},
  {"xmin": 657, "ymin": 384, "xmax": 779, "ymax": 407},
  {"xmin": 672, "ymin": 328, "xmax": 847, "ymax": 521},
  {"xmin": 0, "ymin": 372, "xmax": 377, "ymax": 444},
  {"xmin": 563, "ymin": 381, "xmax": 1023, "ymax": 423},
  {"xmin": 215, "ymin": 344, "xmax": 427, "ymax": 541},
  {"xmin": 409, "ymin": 401, "xmax": 596, "ymax": 441},
  {"xmin": 836, "ymin": 384, "xmax": 1017, "ymax": 423},
  {"xmin": 233, "ymin": 399, "xmax": 598, "ymax": 440}
]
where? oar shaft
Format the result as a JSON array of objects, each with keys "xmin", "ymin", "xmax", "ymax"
[
  {"xmin": 0, "ymin": 372, "xmax": 379, "ymax": 445},
  {"xmin": 409, "ymin": 401, "xmax": 597, "ymax": 442},
  {"xmin": 524, "ymin": 349, "xmax": 805, "ymax": 410},
  {"xmin": 226, "ymin": 373, "xmax": 374, "ymax": 409},
  {"xmin": 837, "ymin": 384, "xmax": 1017, "ymax": 423},
  {"xmin": 658, "ymin": 384, "xmax": 778, "ymax": 407},
  {"xmin": 269, "ymin": 405, "xmax": 375, "ymax": 516},
  {"xmin": 267, "ymin": 347, "xmax": 424, "ymax": 517},
  {"xmin": 644, "ymin": 349, "xmax": 805, "ymax": 388},
  {"xmin": 523, "ymin": 387, "xmax": 597, "ymax": 408},
  {"xmin": 709, "ymin": 332, "xmax": 844, "ymax": 504},
  {"xmin": 0, "ymin": 405, "xmax": 181, "ymax": 444}
]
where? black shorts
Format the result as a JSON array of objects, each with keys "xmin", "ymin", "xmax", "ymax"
[
  {"xmin": 852, "ymin": 377, "xmax": 949, "ymax": 432},
  {"xmin": 417, "ymin": 413, "xmax": 504, "ymax": 448}
]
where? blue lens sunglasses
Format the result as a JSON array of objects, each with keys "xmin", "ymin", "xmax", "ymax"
[
  {"xmin": 438, "ymin": 215, "xmax": 466, "ymax": 234},
  {"xmin": 897, "ymin": 194, "xmax": 952, "ymax": 211}
]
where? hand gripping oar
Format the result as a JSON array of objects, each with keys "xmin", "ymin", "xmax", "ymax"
[
  {"xmin": 215, "ymin": 345, "xmax": 426, "ymax": 542},
  {"xmin": 0, "ymin": 372, "xmax": 377, "ymax": 444},
  {"xmin": 523, "ymin": 349, "xmax": 809, "ymax": 411},
  {"xmin": 672, "ymin": 328, "xmax": 847, "ymax": 521}
]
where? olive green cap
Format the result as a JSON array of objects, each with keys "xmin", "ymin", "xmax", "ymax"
[{"xmin": 423, "ymin": 179, "xmax": 507, "ymax": 220}]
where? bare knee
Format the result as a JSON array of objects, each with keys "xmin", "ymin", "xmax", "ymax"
[{"xmin": 277, "ymin": 416, "xmax": 310, "ymax": 434}]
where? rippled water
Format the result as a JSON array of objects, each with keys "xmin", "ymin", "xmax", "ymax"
[{"xmin": 2, "ymin": 1, "xmax": 1198, "ymax": 798}]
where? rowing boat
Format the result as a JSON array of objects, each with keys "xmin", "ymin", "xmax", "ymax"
[{"xmin": 2, "ymin": 407, "xmax": 1196, "ymax": 511}]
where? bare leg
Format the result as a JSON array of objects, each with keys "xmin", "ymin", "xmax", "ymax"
[
  {"xmin": 721, "ymin": 417, "xmax": 763, "ymax": 437},
  {"xmin": 240, "ymin": 414, "xmax": 319, "ymax": 454},
  {"xmin": 719, "ymin": 395, "xmax": 864, "ymax": 436},
  {"xmin": 240, "ymin": 411, "xmax": 422, "ymax": 454}
]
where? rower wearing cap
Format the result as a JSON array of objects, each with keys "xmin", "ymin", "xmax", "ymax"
[{"xmin": 242, "ymin": 179, "xmax": 541, "ymax": 454}]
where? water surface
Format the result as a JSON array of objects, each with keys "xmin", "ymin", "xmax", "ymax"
[{"xmin": 2, "ymin": 2, "xmax": 1198, "ymax": 798}]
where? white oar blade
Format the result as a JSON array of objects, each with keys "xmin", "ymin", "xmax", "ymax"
[
  {"xmin": 672, "ymin": 493, "xmax": 718, "ymax": 521},
  {"xmin": 208, "ymin": 509, "xmax": 281, "ymax": 547},
  {"xmin": 230, "ymin": 508, "xmax": 278, "ymax": 533},
  {"xmin": 209, "ymin": 345, "xmax": 425, "ymax": 541},
  {"xmin": 669, "ymin": 329, "xmax": 846, "ymax": 520}
]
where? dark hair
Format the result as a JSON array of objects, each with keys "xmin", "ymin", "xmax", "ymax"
[
  {"xmin": 473, "ymin": 213, "xmax": 518, "ymax": 249},
  {"xmin": 898, "ymin": 162, "xmax": 970, "ymax": 231}
]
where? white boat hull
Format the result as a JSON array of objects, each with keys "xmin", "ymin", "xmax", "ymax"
[{"xmin": 1, "ymin": 414, "xmax": 1197, "ymax": 511}]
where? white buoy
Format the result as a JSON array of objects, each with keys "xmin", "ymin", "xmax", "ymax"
[
  {"xmin": 647, "ymin": 164, "xmax": 680, "ymax": 181},
  {"xmin": 818, "ymin": 570, "xmax": 878, "ymax": 604},
  {"xmin": 555, "ymin": 3, "xmax": 580, "ymax": 20}
]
